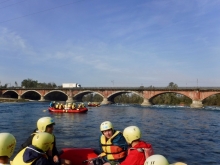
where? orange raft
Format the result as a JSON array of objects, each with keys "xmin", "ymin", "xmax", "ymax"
[
  {"xmin": 48, "ymin": 107, "xmax": 88, "ymax": 113},
  {"xmin": 60, "ymin": 148, "xmax": 99, "ymax": 165},
  {"xmin": 87, "ymin": 102, "xmax": 100, "ymax": 107}
]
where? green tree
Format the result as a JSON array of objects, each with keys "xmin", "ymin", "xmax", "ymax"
[
  {"xmin": 21, "ymin": 79, "xmax": 38, "ymax": 88},
  {"xmin": 167, "ymin": 82, "xmax": 178, "ymax": 89}
]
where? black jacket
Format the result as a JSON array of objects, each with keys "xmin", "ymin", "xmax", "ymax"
[{"xmin": 20, "ymin": 129, "xmax": 59, "ymax": 157}]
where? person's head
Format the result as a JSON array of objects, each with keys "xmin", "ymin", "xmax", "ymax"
[
  {"xmin": 144, "ymin": 155, "xmax": 169, "ymax": 165},
  {"xmin": 100, "ymin": 121, "xmax": 114, "ymax": 139},
  {"xmin": 37, "ymin": 117, "xmax": 55, "ymax": 133},
  {"xmin": 123, "ymin": 126, "xmax": 141, "ymax": 144},
  {"xmin": 0, "ymin": 133, "xmax": 16, "ymax": 162},
  {"xmin": 144, "ymin": 155, "xmax": 187, "ymax": 165},
  {"xmin": 32, "ymin": 132, "xmax": 54, "ymax": 152}
]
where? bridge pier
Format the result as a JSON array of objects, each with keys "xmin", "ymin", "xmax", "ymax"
[
  {"xmin": 66, "ymin": 96, "xmax": 73, "ymax": 103},
  {"xmin": 101, "ymin": 98, "xmax": 112, "ymax": 105},
  {"xmin": 18, "ymin": 95, "xmax": 21, "ymax": 99},
  {"xmin": 39, "ymin": 96, "xmax": 45, "ymax": 101},
  {"xmin": 141, "ymin": 99, "xmax": 152, "ymax": 106},
  {"xmin": 190, "ymin": 100, "xmax": 203, "ymax": 108}
]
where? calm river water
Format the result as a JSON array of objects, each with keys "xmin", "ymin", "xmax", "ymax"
[{"xmin": 0, "ymin": 102, "xmax": 219, "ymax": 165}]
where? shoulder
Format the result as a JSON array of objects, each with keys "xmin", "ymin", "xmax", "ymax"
[
  {"xmin": 136, "ymin": 141, "xmax": 153, "ymax": 148},
  {"xmin": 114, "ymin": 130, "xmax": 122, "ymax": 137}
]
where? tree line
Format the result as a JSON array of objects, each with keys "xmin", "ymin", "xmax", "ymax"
[{"xmin": 0, "ymin": 79, "xmax": 57, "ymax": 88}]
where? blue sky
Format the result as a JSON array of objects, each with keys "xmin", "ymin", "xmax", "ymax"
[{"xmin": 0, "ymin": 0, "xmax": 220, "ymax": 87}]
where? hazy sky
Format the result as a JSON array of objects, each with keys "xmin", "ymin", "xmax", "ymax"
[{"xmin": 0, "ymin": 0, "xmax": 220, "ymax": 87}]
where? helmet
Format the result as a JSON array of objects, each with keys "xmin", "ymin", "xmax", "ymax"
[
  {"xmin": 0, "ymin": 133, "xmax": 16, "ymax": 158},
  {"xmin": 144, "ymin": 155, "xmax": 169, "ymax": 165},
  {"xmin": 100, "ymin": 121, "xmax": 113, "ymax": 131},
  {"xmin": 123, "ymin": 126, "xmax": 141, "ymax": 144},
  {"xmin": 32, "ymin": 132, "xmax": 54, "ymax": 152},
  {"xmin": 37, "ymin": 117, "xmax": 55, "ymax": 132}
]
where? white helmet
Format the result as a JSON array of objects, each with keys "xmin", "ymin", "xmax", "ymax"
[
  {"xmin": 144, "ymin": 155, "xmax": 169, "ymax": 165},
  {"xmin": 32, "ymin": 132, "xmax": 54, "ymax": 152},
  {"xmin": 145, "ymin": 155, "xmax": 187, "ymax": 165},
  {"xmin": 123, "ymin": 126, "xmax": 141, "ymax": 144},
  {"xmin": 37, "ymin": 117, "xmax": 55, "ymax": 132},
  {"xmin": 100, "ymin": 121, "xmax": 113, "ymax": 131},
  {"xmin": 0, "ymin": 133, "xmax": 16, "ymax": 158}
]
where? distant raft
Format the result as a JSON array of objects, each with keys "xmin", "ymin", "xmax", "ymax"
[
  {"xmin": 48, "ymin": 107, "xmax": 88, "ymax": 113},
  {"xmin": 87, "ymin": 102, "xmax": 101, "ymax": 107}
]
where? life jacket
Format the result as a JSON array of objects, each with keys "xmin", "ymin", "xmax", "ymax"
[
  {"xmin": 100, "ymin": 131, "xmax": 126, "ymax": 160},
  {"xmin": 12, "ymin": 147, "xmax": 48, "ymax": 165},
  {"xmin": 67, "ymin": 103, "xmax": 72, "ymax": 108},
  {"xmin": 55, "ymin": 104, "xmax": 59, "ymax": 109},
  {"xmin": 59, "ymin": 104, "xmax": 63, "ymax": 109},
  {"xmin": 72, "ymin": 104, "xmax": 76, "ymax": 109}
]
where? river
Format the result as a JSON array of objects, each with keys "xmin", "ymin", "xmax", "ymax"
[{"xmin": 0, "ymin": 102, "xmax": 219, "ymax": 165}]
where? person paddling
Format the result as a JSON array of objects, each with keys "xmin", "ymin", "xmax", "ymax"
[
  {"xmin": 120, "ymin": 126, "xmax": 154, "ymax": 165},
  {"xmin": 19, "ymin": 117, "xmax": 71, "ymax": 165},
  {"xmin": 0, "ymin": 133, "xmax": 16, "ymax": 165},
  {"xmin": 99, "ymin": 121, "xmax": 128, "ymax": 165},
  {"xmin": 13, "ymin": 132, "xmax": 53, "ymax": 165}
]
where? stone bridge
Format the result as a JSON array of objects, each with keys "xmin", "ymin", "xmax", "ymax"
[{"xmin": 1, "ymin": 87, "xmax": 220, "ymax": 108}]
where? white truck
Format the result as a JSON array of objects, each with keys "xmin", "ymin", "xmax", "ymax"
[{"xmin": 62, "ymin": 83, "xmax": 81, "ymax": 88}]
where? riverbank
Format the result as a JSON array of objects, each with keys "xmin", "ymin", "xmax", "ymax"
[{"xmin": 0, "ymin": 98, "xmax": 29, "ymax": 103}]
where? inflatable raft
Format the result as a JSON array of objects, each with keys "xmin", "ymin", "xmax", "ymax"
[
  {"xmin": 60, "ymin": 148, "xmax": 99, "ymax": 165},
  {"xmin": 48, "ymin": 107, "xmax": 88, "ymax": 113},
  {"xmin": 87, "ymin": 102, "xmax": 100, "ymax": 107}
]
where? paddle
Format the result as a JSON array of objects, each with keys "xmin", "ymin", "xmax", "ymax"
[{"xmin": 82, "ymin": 152, "xmax": 106, "ymax": 163}]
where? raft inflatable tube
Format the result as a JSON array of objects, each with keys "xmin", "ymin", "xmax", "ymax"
[
  {"xmin": 48, "ymin": 107, "xmax": 88, "ymax": 113},
  {"xmin": 59, "ymin": 148, "xmax": 99, "ymax": 165}
]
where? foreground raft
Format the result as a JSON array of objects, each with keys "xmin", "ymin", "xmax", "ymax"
[{"xmin": 60, "ymin": 148, "xmax": 98, "ymax": 165}]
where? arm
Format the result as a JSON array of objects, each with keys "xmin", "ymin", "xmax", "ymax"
[{"xmin": 52, "ymin": 135, "xmax": 59, "ymax": 156}]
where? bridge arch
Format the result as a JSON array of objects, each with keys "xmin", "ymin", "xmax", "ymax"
[
  {"xmin": 149, "ymin": 91, "xmax": 192, "ymax": 100},
  {"xmin": 107, "ymin": 91, "xmax": 143, "ymax": 104},
  {"xmin": 45, "ymin": 90, "xmax": 67, "ymax": 96},
  {"xmin": 200, "ymin": 92, "xmax": 220, "ymax": 101},
  {"xmin": 44, "ymin": 90, "xmax": 68, "ymax": 101},
  {"xmin": 2, "ymin": 90, "xmax": 19, "ymax": 98},
  {"xmin": 21, "ymin": 90, "xmax": 42, "ymax": 100},
  {"xmin": 74, "ymin": 90, "xmax": 104, "ymax": 102}
]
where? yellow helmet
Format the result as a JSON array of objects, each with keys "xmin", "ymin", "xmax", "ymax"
[
  {"xmin": 123, "ymin": 126, "xmax": 141, "ymax": 144},
  {"xmin": 32, "ymin": 132, "xmax": 54, "ymax": 152},
  {"xmin": 37, "ymin": 117, "xmax": 55, "ymax": 132},
  {"xmin": 144, "ymin": 155, "xmax": 169, "ymax": 165},
  {"xmin": 0, "ymin": 133, "xmax": 16, "ymax": 158},
  {"xmin": 100, "ymin": 121, "xmax": 113, "ymax": 131}
]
